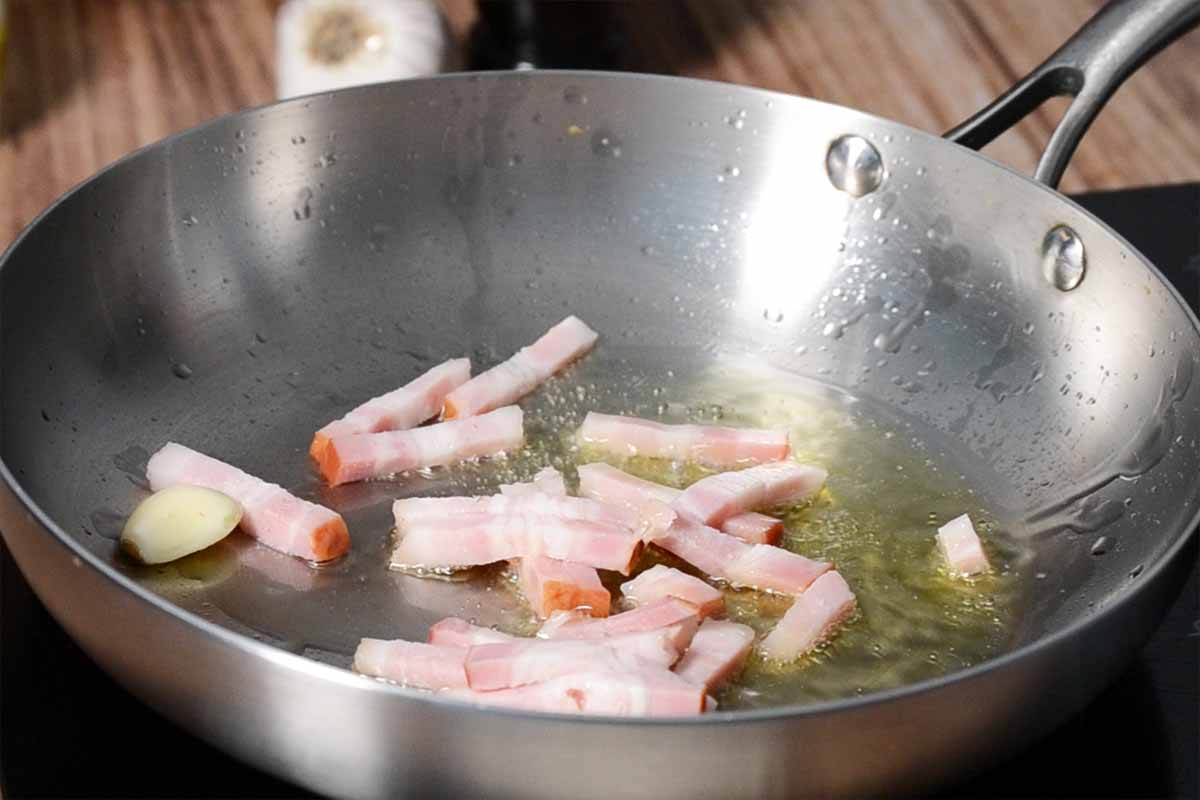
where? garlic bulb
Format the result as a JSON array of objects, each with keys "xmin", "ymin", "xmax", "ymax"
[{"xmin": 275, "ymin": 0, "xmax": 454, "ymax": 99}]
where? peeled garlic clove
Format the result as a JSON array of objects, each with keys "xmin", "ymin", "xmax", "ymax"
[{"xmin": 121, "ymin": 485, "xmax": 243, "ymax": 565}]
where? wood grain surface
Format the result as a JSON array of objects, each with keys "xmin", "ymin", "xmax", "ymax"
[{"xmin": 1, "ymin": 0, "xmax": 1198, "ymax": 250}]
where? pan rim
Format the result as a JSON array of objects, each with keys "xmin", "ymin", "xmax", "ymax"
[{"xmin": 1, "ymin": 69, "xmax": 1197, "ymax": 727}]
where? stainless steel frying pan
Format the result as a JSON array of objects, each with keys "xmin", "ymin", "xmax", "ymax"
[{"xmin": 2, "ymin": 1, "xmax": 1198, "ymax": 797}]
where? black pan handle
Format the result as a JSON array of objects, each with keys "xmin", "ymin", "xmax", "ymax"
[{"xmin": 945, "ymin": 0, "xmax": 1200, "ymax": 188}]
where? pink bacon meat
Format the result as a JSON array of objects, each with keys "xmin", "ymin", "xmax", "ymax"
[
  {"xmin": 936, "ymin": 514, "xmax": 991, "ymax": 576},
  {"xmin": 352, "ymin": 639, "xmax": 468, "ymax": 689},
  {"xmin": 393, "ymin": 492, "xmax": 638, "ymax": 531},
  {"xmin": 674, "ymin": 461, "xmax": 827, "ymax": 528},
  {"xmin": 309, "ymin": 358, "xmax": 470, "ymax": 463},
  {"xmin": 146, "ymin": 442, "xmax": 349, "ymax": 562},
  {"xmin": 673, "ymin": 620, "xmax": 755, "ymax": 693},
  {"xmin": 759, "ymin": 571, "xmax": 857, "ymax": 661},
  {"xmin": 428, "ymin": 618, "xmax": 514, "ymax": 648},
  {"xmin": 539, "ymin": 597, "xmax": 701, "ymax": 652},
  {"xmin": 500, "ymin": 466, "xmax": 568, "ymax": 498},
  {"xmin": 497, "ymin": 469, "xmax": 609, "ymax": 616},
  {"xmin": 390, "ymin": 512, "xmax": 643, "ymax": 574},
  {"xmin": 444, "ymin": 668, "xmax": 705, "ymax": 716},
  {"xmin": 517, "ymin": 556, "xmax": 611, "ymax": 618},
  {"xmin": 317, "ymin": 405, "xmax": 523, "ymax": 486},
  {"xmin": 577, "ymin": 462, "xmax": 783, "ymax": 544},
  {"xmin": 655, "ymin": 518, "xmax": 830, "ymax": 595},
  {"xmin": 620, "ymin": 564, "xmax": 725, "ymax": 620},
  {"xmin": 577, "ymin": 412, "xmax": 789, "ymax": 468},
  {"xmin": 717, "ymin": 512, "xmax": 785, "ymax": 545},
  {"xmin": 464, "ymin": 631, "xmax": 681, "ymax": 691},
  {"xmin": 442, "ymin": 316, "xmax": 598, "ymax": 420}
]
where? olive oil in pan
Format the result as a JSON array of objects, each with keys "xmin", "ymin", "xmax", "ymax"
[
  {"xmin": 475, "ymin": 356, "xmax": 1025, "ymax": 710},
  {"xmin": 135, "ymin": 350, "xmax": 1025, "ymax": 708}
]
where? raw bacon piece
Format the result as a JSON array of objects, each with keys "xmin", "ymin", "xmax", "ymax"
[
  {"xmin": 146, "ymin": 442, "xmax": 349, "ymax": 562},
  {"xmin": 464, "ymin": 632, "xmax": 680, "ymax": 691},
  {"xmin": 427, "ymin": 618, "xmax": 514, "ymax": 648},
  {"xmin": 317, "ymin": 405, "xmax": 524, "ymax": 486},
  {"xmin": 393, "ymin": 493, "xmax": 635, "ymax": 531},
  {"xmin": 443, "ymin": 668, "xmax": 705, "ymax": 716},
  {"xmin": 577, "ymin": 413, "xmax": 789, "ymax": 468},
  {"xmin": 500, "ymin": 467, "xmax": 568, "ymax": 498},
  {"xmin": 577, "ymin": 462, "xmax": 783, "ymax": 545},
  {"xmin": 759, "ymin": 571, "xmax": 857, "ymax": 661},
  {"xmin": 539, "ymin": 597, "xmax": 700, "ymax": 651},
  {"xmin": 517, "ymin": 556, "xmax": 611, "ymax": 618},
  {"xmin": 309, "ymin": 358, "xmax": 470, "ymax": 462},
  {"xmin": 655, "ymin": 518, "xmax": 830, "ymax": 595},
  {"xmin": 936, "ymin": 514, "xmax": 990, "ymax": 576},
  {"xmin": 718, "ymin": 512, "xmax": 785, "ymax": 545},
  {"xmin": 499, "ymin": 470, "xmax": 609, "ymax": 617},
  {"xmin": 673, "ymin": 620, "xmax": 755, "ymax": 693},
  {"xmin": 390, "ymin": 512, "xmax": 643, "ymax": 574},
  {"xmin": 674, "ymin": 462, "xmax": 827, "ymax": 527},
  {"xmin": 620, "ymin": 565, "xmax": 725, "ymax": 619},
  {"xmin": 577, "ymin": 462, "xmax": 679, "ymax": 506},
  {"xmin": 394, "ymin": 493, "xmax": 674, "ymax": 550},
  {"xmin": 442, "ymin": 316, "xmax": 599, "ymax": 419},
  {"xmin": 352, "ymin": 639, "xmax": 468, "ymax": 689}
]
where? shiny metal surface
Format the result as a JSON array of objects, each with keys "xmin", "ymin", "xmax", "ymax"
[
  {"xmin": 825, "ymin": 134, "xmax": 883, "ymax": 197},
  {"xmin": 1042, "ymin": 225, "xmax": 1087, "ymax": 291},
  {"xmin": 0, "ymin": 68, "xmax": 1197, "ymax": 799}
]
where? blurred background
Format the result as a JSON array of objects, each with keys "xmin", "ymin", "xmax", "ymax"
[{"xmin": 1, "ymin": 0, "xmax": 1199, "ymax": 252}]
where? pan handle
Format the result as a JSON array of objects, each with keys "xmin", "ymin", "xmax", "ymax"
[{"xmin": 944, "ymin": 0, "xmax": 1200, "ymax": 188}]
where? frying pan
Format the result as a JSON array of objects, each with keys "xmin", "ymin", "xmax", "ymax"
[{"xmin": 1, "ymin": 1, "xmax": 1198, "ymax": 797}]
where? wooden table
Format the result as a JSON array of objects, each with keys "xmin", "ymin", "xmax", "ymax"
[{"xmin": 1, "ymin": 0, "xmax": 1198, "ymax": 250}]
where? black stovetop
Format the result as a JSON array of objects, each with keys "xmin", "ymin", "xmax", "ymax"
[{"xmin": 2, "ymin": 185, "xmax": 1197, "ymax": 799}]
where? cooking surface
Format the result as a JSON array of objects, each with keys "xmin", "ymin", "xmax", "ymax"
[{"xmin": 1, "ymin": 183, "xmax": 1196, "ymax": 799}]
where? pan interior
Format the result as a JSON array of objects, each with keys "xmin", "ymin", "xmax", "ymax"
[{"xmin": 1, "ymin": 73, "xmax": 1197, "ymax": 710}]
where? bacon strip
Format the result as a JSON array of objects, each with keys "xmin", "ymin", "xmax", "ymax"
[
  {"xmin": 759, "ymin": 571, "xmax": 857, "ymax": 661},
  {"xmin": 517, "ymin": 556, "xmax": 611, "ymax": 618},
  {"xmin": 309, "ymin": 358, "xmax": 470, "ymax": 462},
  {"xmin": 390, "ymin": 512, "xmax": 643, "ymax": 574},
  {"xmin": 716, "ymin": 512, "xmax": 785, "ymax": 545},
  {"xmin": 620, "ymin": 565, "xmax": 725, "ymax": 620},
  {"xmin": 352, "ymin": 639, "xmax": 468, "ymax": 689},
  {"xmin": 936, "ymin": 514, "xmax": 991, "ymax": 576},
  {"xmin": 393, "ymin": 492, "xmax": 635, "ymax": 531},
  {"xmin": 655, "ymin": 518, "xmax": 830, "ymax": 595},
  {"xmin": 442, "ymin": 668, "xmax": 705, "ymax": 716},
  {"xmin": 538, "ymin": 597, "xmax": 701, "ymax": 651},
  {"xmin": 576, "ymin": 462, "xmax": 783, "ymax": 544},
  {"xmin": 495, "ymin": 468, "xmax": 609, "ymax": 617},
  {"xmin": 464, "ymin": 631, "xmax": 680, "ymax": 691},
  {"xmin": 427, "ymin": 618, "xmax": 515, "ymax": 648},
  {"xmin": 146, "ymin": 442, "xmax": 349, "ymax": 562},
  {"xmin": 442, "ymin": 316, "xmax": 598, "ymax": 419},
  {"xmin": 577, "ymin": 413, "xmax": 789, "ymax": 468},
  {"xmin": 673, "ymin": 620, "xmax": 755, "ymax": 693},
  {"xmin": 674, "ymin": 462, "xmax": 827, "ymax": 527},
  {"xmin": 317, "ymin": 405, "xmax": 524, "ymax": 486}
]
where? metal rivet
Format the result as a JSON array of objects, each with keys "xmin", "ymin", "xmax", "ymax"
[
  {"xmin": 826, "ymin": 135, "xmax": 883, "ymax": 197},
  {"xmin": 1042, "ymin": 225, "xmax": 1086, "ymax": 291}
]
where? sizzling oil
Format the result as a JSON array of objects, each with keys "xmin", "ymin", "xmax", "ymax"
[
  {"xmin": 135, "ymin": 354, "xmax": 1025, "ymax": 709},
  {"xmin": 473, "ymin": 360, "xmax": 1024, "ymax": 709}
]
